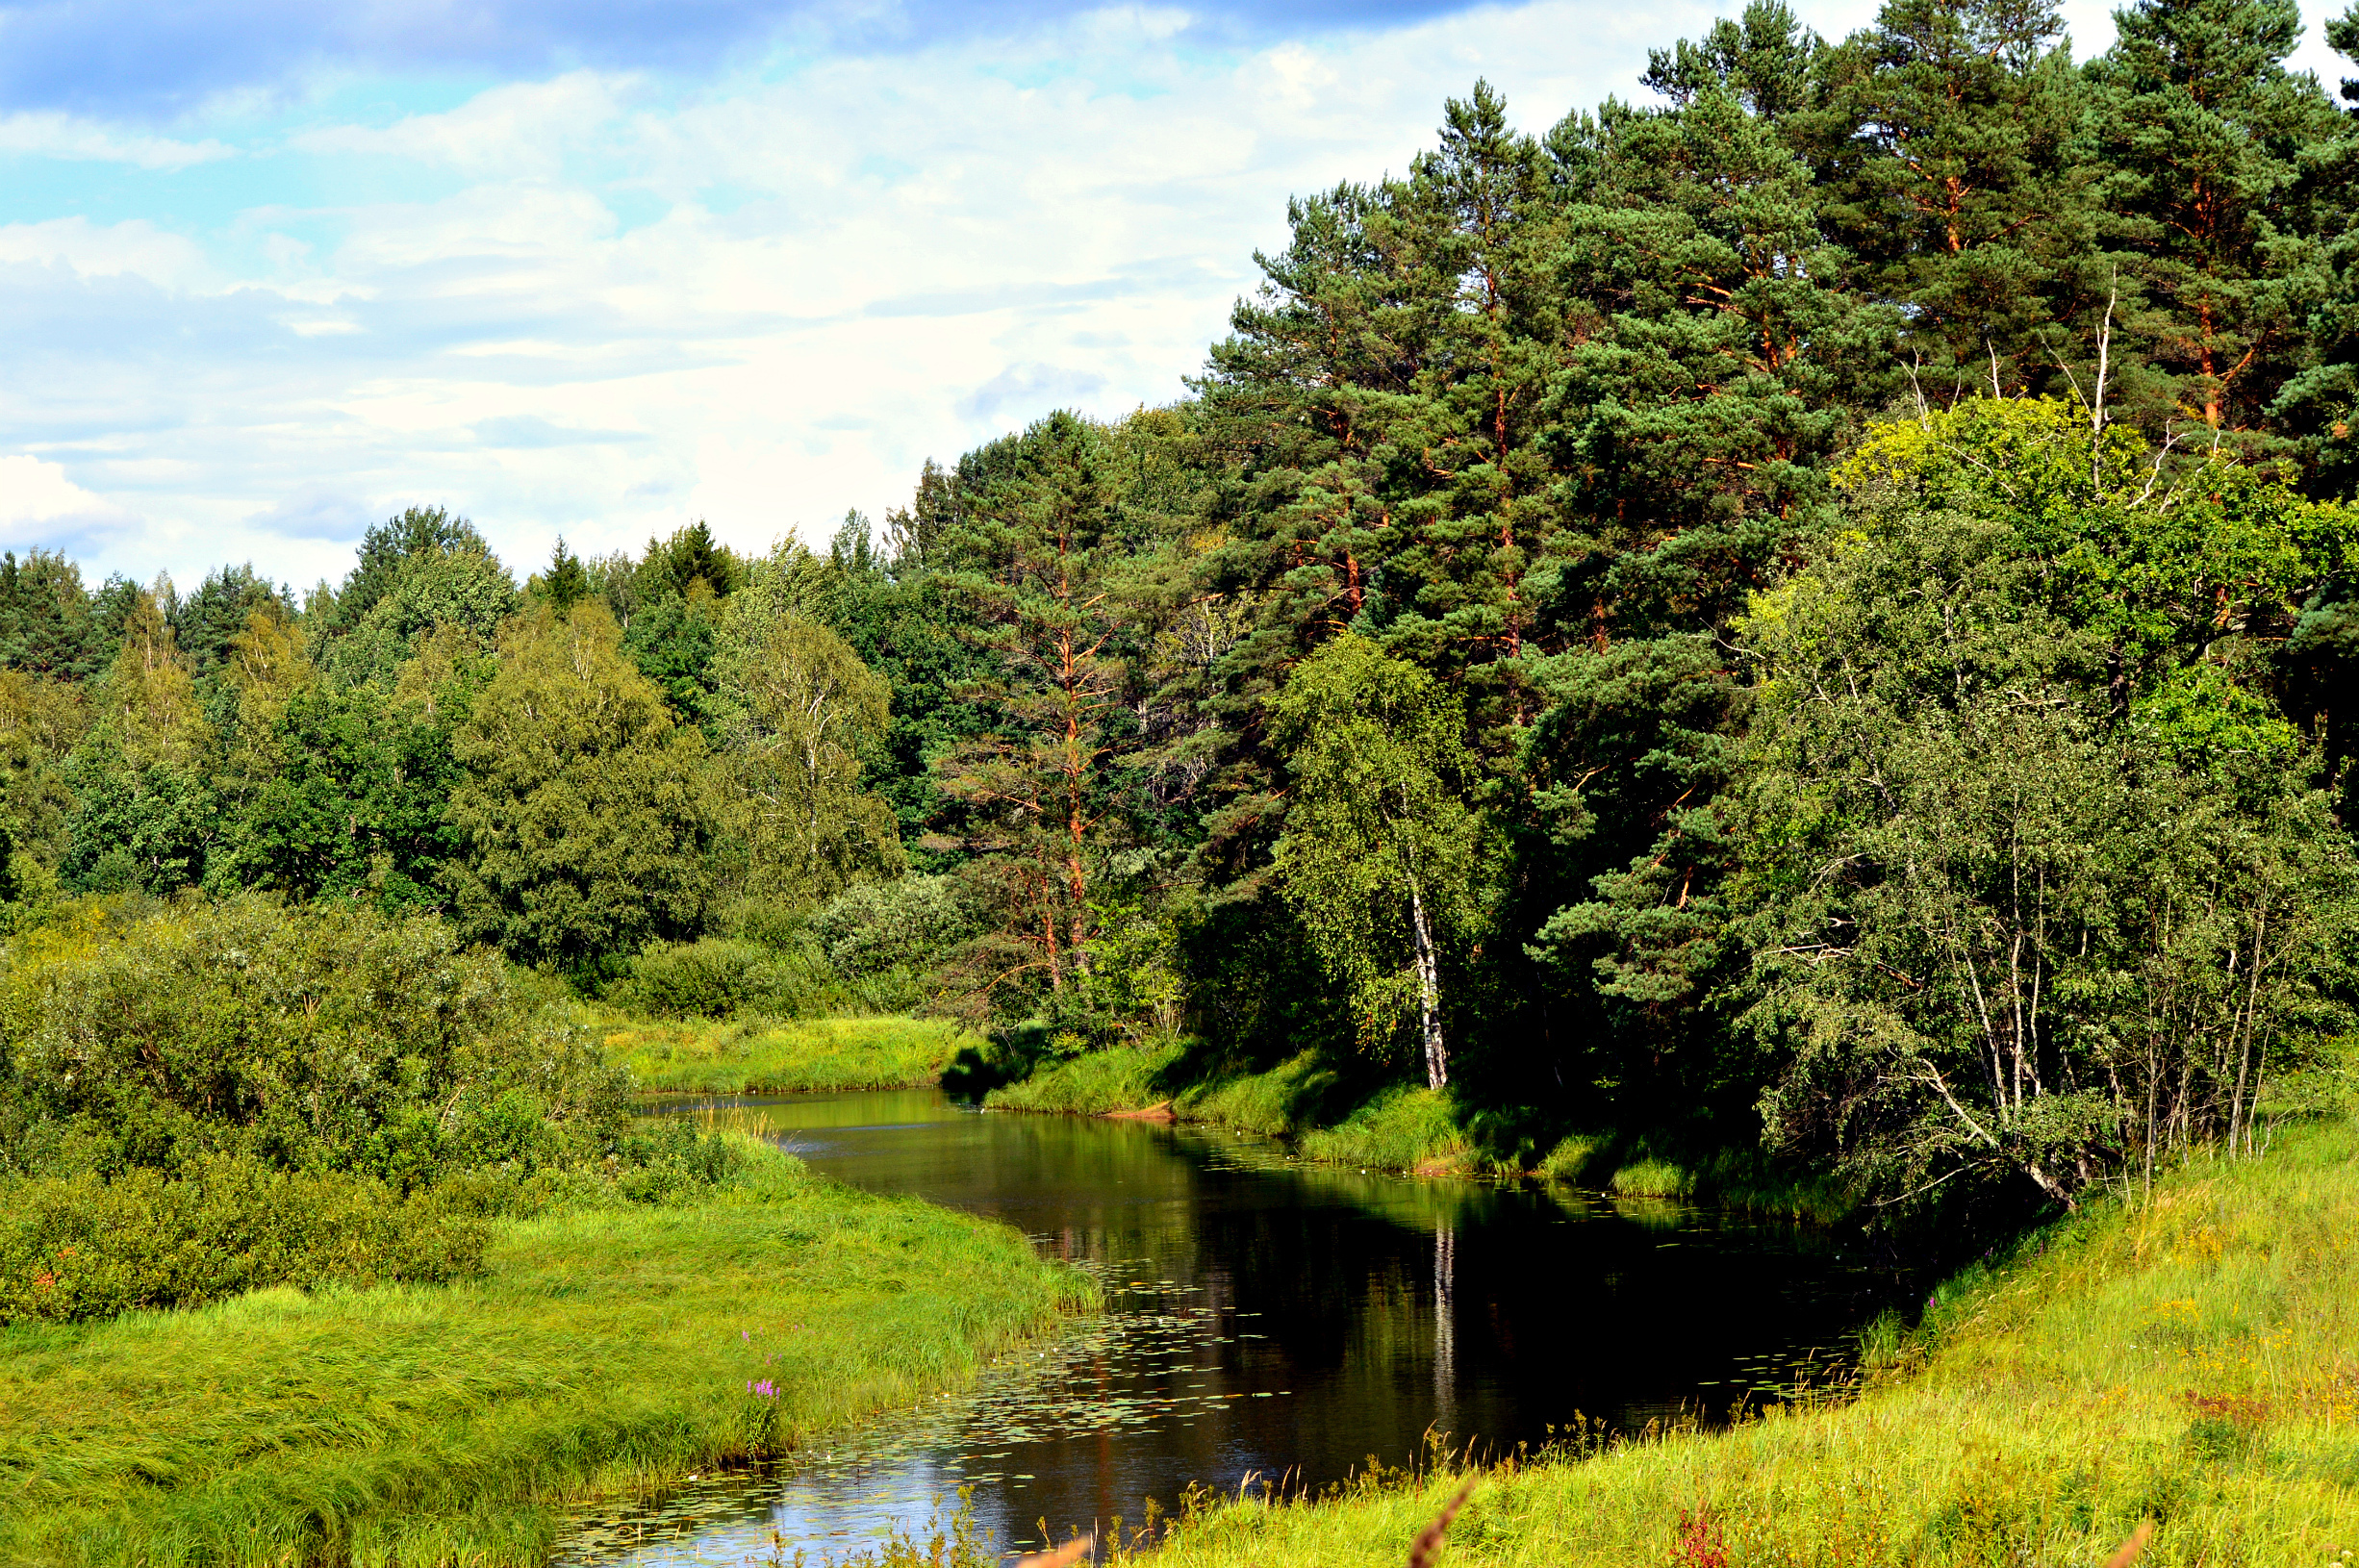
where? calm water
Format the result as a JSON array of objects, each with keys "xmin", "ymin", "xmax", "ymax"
[{"xmin": 554, "ymin": 1089, "xmax": 1896, "ymax": 1565}]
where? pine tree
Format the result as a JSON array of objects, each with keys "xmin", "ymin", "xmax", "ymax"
[
  {"xmin": 936, "ymin": 412, "xmax": 1137, "ymax": 997},
  {"xmin": 1803, "ymin": 0, "xmax": 2098, "ymax": 401},
  {"xmin": 2090, "ymin": 0, "xmax": 2347, "ymax": 435}
]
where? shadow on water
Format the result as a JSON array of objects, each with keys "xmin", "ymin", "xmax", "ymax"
[{"xmin": 554, "ymin": 1088, "xmax": 1902, "ymax": 1566}]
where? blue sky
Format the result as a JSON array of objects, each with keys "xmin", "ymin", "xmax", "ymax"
[{"xmin": 0, "ymin": 0, "xmax": 2347, "ymax": 592}]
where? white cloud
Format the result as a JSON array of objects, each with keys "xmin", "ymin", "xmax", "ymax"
[
  {"xmin": 0, "ymin": 113, "xmax": 230, "ymax": 169},
  {"xmin": 292, "ymin": 73, "xmax": 633, "ymax": 177},
  {"xmin": 0, "ymin": 217, "xmax": 215, "ymax": 289},
  {"xmin": 0, "ymin": 454, "xmax": 118, "ymax": 524}
]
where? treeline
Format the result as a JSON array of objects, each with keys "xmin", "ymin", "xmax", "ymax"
[
  {"xmin": 0, "ymin": 511, "xmax": 902, "ymax": 976},
  {"xmin": 12, "ymin": 0, "xmax": 2359, "ymax": 1217}
]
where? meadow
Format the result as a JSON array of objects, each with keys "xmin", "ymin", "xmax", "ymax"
[
  {"xmin": 0, "ymin": 1136, "xmax": 1093, "ymax": 1567},
  {"xmin": 601, "ymin": 1014, "xmax": 976, "ymax": 1095},
  {"xmin": 1126, "ymin": 1115, "xmax": 2359, "ymax": 1567}
]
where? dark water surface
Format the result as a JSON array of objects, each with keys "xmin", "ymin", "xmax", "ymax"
[{"xmin": 554, "ymin": 1089, "xmax": 1895, "ymax": 1565}]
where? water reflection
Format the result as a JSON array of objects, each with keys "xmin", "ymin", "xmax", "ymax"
[{"xmin": 555, "ymin": 1089, "xmax": 1893, "ymax": 1566}]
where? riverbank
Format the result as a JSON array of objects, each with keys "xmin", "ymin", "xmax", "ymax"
[
  {"xmin": 1136, "ymin": 1114, "xmax": 2359, "ymax": 1566},
  {"xmin": 0, "ymin": 1135, "xmax": 1093, "ymax": 1568},
  {"xmin": 983, "ymin": 1045, "xmax": 1850, "ymax": 1221},
  {"xmin": 603, "ymin": 1015, "xmax": 976, "ymax": 1094}
]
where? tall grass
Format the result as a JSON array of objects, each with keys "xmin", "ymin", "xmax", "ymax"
[
  {"xmin": 603, "ymin": 1015, "xmax": 977, "ymax": 1094},
  {"xmin": 0, "ymin": 1137, "xmax": 1093, "ymax": 1566},
  {"xmin": 1297, "ymin": 1087, "xmax": 1470, "ymax": 1173},
  {"xmin": 1127, "ymin": 1117, "xmax": 2359, "ymax": 1567},
  {"xmin": 982, "ymin": 1043, "xmax": 1185, "ymax": 1115}
]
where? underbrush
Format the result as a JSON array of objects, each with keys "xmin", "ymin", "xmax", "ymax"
[
  {"xmin": 1133, "ymin": 1117, "xmax": 2359, "ymax": 1567},
  {"xmin": 0, "ymin": 1135, "xmax": 1095, "ymax": 1567},
  {"xmin": 603, "ymin": 1014, "xmax": 975, "ymax": 1094}
]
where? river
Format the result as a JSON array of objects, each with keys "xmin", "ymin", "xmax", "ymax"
[{"xmin": 554, "ymin": 1088, "xmax": 1896, "ymax": 1565}]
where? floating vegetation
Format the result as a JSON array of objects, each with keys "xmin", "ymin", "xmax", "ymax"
[{"xmin": 553, "ymin": 1251, "xmax": 1305, "ymax": 1565}]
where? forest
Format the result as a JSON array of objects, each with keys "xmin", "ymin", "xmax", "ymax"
[{"xmin": 8, "ymin": 0, "xmax": 2359, "ymax": 1237}]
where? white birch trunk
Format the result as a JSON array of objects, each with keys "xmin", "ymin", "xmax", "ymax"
[{"xmin": 1408, "ymin": 880, "xmax": 1447, "ymax": 1090}]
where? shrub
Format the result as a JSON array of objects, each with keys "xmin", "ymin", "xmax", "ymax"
[
  {"xmin": 0, "ymin": 896, "xmax": 626, "ymax": 1181},
  {"xmin": 613, "ymin": 928, "xmax": 930, "ymax": 1020},
  {"xmin": 810, "ymin": 875, "xmax": 969, "ymax": 977},
  {"xmin": 612, "ymin": 936, "xmax": 801, "ymax": 1018},
  {"xmin": 0, "ymin": 1156, "xmax": 488, "ymax": 1323}
]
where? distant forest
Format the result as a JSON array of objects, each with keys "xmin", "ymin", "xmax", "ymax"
[{"xmin": 9, "ymin": 0, "xmax": 2359, "ymax": 1212}]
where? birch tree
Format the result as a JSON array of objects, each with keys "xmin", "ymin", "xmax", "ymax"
[
  {"xmin": 1272, "ymin": 634, "xmax": 1491, "ymax": 1089},
  {"xmin": 710, "ymin": 606, "xmax": 900, "ymax": 905}
]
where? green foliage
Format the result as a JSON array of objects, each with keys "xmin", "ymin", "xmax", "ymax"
[
  {"xmin": 610, "ymin": 936, "xmax": 816, "ymax": 1019},
  {"xmin": 710, "ymin": 604, "xmax": 902, "ymax": 905},
  {"xmin": 321, "ymin": 543, "xmax": 519, "ymax": 690},
  {"xmin": 0, "ymin": 896, "xmax": 624, "ymax": 1183},
  {"xmin": 314, "ymin": 505, "xmax": 493, "ymax": 641},
  {"xmin": 0, "ymin": 549, "xmax": 122, "ymax": 680},
  {"xmin": 1738, "ymin": 403, "xmax": 2359, "ymax": 1209},
  {"xmin": 0, "ymin": 1157, "xmax": 487, "ymax": 1323},
  {"xmin": 1273, "ymin": 633, "xmax": 1493, "ymax": 1088},
  {"xmin": 935, "ymin": 410, "xmax": 1144, "ymax": 998},
  {"xmin": 167, "ymin": 564, "xmax": 287, "ymax": 681},
  {"xmin": 602, "ymin": 1015, "xmax": 975, "ymax": 1094},
  {"xmin": 444, "ymin": 602, "xmax": 718, "ymax": 974},
  {"xmin": 811, "ymin": 873, "xmax": 973, "ymax": 977}
]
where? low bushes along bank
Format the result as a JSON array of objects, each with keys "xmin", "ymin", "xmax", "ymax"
[
  {"xmin": 984, "ymin": 1046, "xmax": 1850, "ymax": 1220},
  {"xmin": 0, "ymin": 1134, "xmax": 1094, "ymax": 1568},
  {"xmin": 0, "ymin": 1156, "xmax": 483, "ymax": 1323}
]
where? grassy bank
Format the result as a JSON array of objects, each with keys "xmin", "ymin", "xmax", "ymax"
[
  {"xmin": 985, "ymin": 1046, "xmax": 1849, "ymax": 1219},
  {"xmin": 603, "ymin": 1015, "xmax": 976, "ymax": 1094},
  {"xmin": 0, "ymin": 1137, "xmax": 1092, "ymax": 1567},
  {"xmin": 1135, "ymin": 1116, "xmax": 2359, "ymax": 1567}
]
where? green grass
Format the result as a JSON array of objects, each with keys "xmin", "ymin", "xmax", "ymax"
[
  {"xmin": 0, "ymin": 1137, "xmax": 1093, "ymax": 1567},
  {"xmin": 603, "ymin": 1015, "xmax": 977, "ymax": 1095},
  {"xmin": 1297, "ymin": 1086, "xmax": 1470, "ymax": 1174},
  {"xmin": 981, "ymin": 1043, "xmax": 1185, "ymax": 1115},
  {"xmin": 1131, "ymin": 1117, "xmax": 2359, "ymax": 1567}
]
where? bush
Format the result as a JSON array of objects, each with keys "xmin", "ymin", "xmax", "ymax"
[
  {"xmin": 0, "ymin": 1156, "xmax": 488, "ymax": 1323},
  {"xmin": 613, "ymin": 928, "xmax": 931, "ymax": 1020},
  {"xmin": 810, "ymin": 875, "xmax": 969, "ymax": 977},
  {"xmin": 613, "ymin": 936, "xmax": 807, "ymax": 1018},
  {"xmin": 0, "ymin": 895, "xmax": 626, "ymax": 1183}
]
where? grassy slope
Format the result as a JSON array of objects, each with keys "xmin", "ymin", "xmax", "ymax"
[
  {"xmin": 0, "ymin": 1139, "xmax": 1091, "ymax": 1568},
  {"xmin": 1146, "ymin": 1117, "xmax": 2359, "ymax": 1568},
  {"xmin": 604, "ymin": 1015, "xmax": 975, "ymax": 1094},
  {"xmin": 986, "ymin": 1048, "xmax": 1848, "ymax": 1218}
]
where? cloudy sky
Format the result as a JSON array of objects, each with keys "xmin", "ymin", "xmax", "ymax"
[{"xmin": 1, "ymin": 0, "xmax": 2348, "ymax": 593}]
